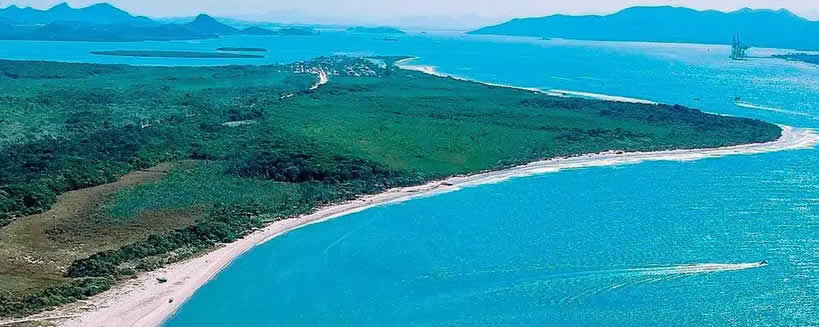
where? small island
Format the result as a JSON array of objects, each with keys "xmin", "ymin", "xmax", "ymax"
[
  {"xmin": 239, "ymin": 26, "xmax": 276, "ymax": 35},
  {"xmin": 91, "ymin": 50, "xmax": 264, "ymax": 58},
  {"xmin": 772, "ymin": 53, "xmax": 819, "ymax": 66},
  {"xmin": 346, "ymin": 26, "xmax": 405, "ymax": 34},
  {"xmin": 217, "ymin": 47, "xmax": 268, "ymax": 52}
]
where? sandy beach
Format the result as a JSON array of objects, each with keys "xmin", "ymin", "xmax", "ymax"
[
  {"xmin": 0, "ymin": 124, "xmax": 804, "ymax": 327},
  {"xmin": 396, "ymin": 57, "xmax": 660, "ymax": 104}
]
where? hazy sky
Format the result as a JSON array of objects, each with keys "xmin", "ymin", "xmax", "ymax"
[{"xmin": 3, "ymin": 0, "xmax": 819, "ymax": 24}]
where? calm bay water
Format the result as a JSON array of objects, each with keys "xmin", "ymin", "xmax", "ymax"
[{"xmin": 3, "ymin": 32, "xmax": 818, "ymax": 326}]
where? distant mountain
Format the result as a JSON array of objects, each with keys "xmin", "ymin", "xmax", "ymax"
[
  {"xmin": 184, "ymin": 14, "xmax": 238, "ymax": 34},
  {"xmin": 0, "ymin": 3, "xmax": 276, "ymax": 41},
  {"xmin": 469, "ymin": 6, "xmax": 819, "ymax": 50},
  {"xmin": 0, "ymin": 21, "xmax": 216, "ymax": 41},
  {"xmin": 0, "ymin": 2, "xmax": 151, "ymax": 25},
  {"xmin": 346, "ymin": 26, "xmax": 406, "ymax": 34}
]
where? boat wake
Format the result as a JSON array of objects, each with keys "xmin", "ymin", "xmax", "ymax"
[
  {"xmin": 635, "ymin": 262, "xmax": 765, "ymax": 275},
  {"xmin": 558, "ymin": 262, "xmax": 766, "ymax": 303},
  {"xmin": 735, "ymin": 101, "xmax": 816, "ymax": 119},
  {"xmin": 419, "ymin": 262, "xmax": 768, "ymax": 304}
]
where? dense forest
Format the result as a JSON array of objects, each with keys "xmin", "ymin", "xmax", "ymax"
[{"xmin": 0, "ymin": 56, "xmax": 781, "ymax": 317}]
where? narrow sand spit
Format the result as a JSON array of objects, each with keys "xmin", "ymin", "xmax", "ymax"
[
  {"xmin": 14, "ymin": 125, "xmax": 809, "ymax": 327},
  {"xmin": 397, "ymin": 57, "xmax": 658, "ymax": 105}
]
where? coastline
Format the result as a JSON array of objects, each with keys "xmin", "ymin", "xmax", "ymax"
[
  {"xmin": 395, "ymin": 57, "xmax": 659, "ymax": 104},
  {"xmin": 17, "ymin": 124, "xmax": 812, "ymax": 327}
]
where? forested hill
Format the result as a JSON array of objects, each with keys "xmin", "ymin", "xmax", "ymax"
[
  {"xmin": 469, "ymin": 6, "xmax": 819, "ymax": 50},
  {"xmin": 0, "ymin": 2, "xmax": 150, "ymax": 25},
  {"xmin": 0, "ymin": 3, "xmax": 277, "ymax": 41}
]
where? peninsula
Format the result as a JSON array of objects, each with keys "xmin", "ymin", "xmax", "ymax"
[{"xmin": 0, "ymin": 55, "xmax": 800, "ymax": 323}]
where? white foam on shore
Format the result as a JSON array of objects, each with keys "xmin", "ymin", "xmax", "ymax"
[
  {"xmin": 440, "ymin": 126, "xmax": 819, "ymax": 193},
  {"xmin": 396, "ymin": 57, "xmax": 658, "ymax": 105},
  {"xmin": 549, "ymin": 89, "xmax": 658, "ymax": 105},
  {"xmin": 395, "ymin": 57, "xmax": 544, "ymax": 94}
]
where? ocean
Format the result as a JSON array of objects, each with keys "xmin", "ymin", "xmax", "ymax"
[{"xmin": 3, "ymin": 31, "xmax": 818, "ymax": 326}]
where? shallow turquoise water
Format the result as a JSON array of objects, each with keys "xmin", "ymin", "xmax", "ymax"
[{"xmin": 3, "ymin": 32, "xmax": 818, "ymax": 326}]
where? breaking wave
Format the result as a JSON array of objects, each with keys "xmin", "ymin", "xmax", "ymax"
[{"xmin": 548, "ymin": 89, "xmax": 658, "ymax": 105}]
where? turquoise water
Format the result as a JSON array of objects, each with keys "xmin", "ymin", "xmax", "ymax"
[{"xmin": 3, "ymin": 32, "xmax": 818, "ymax": 326}]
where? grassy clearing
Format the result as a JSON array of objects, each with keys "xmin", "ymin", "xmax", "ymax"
[
  {"xmin": 0, "ymin": 165, "xmax": 173, "ymax": 296},
  {"xmin": 104, "ymin": 161, "xmax": 305, "ymax": 220}
]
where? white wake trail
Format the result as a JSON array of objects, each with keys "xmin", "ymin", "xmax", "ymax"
[
  {"xmin": 559, "ymin": 262, "xmax": 766, "ymax": 303},
  {"xmin": 735, "ymin": 101, "xmax": 817, "ymax": 119},
  {"xmin": 634, "ymin": 262, "xmax": 766, "ymax": 275}
]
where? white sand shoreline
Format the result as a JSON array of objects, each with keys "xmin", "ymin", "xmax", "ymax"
[
  {"xmin": 18, "ymin": 124, "xmax": 809, "ymax": 327},
  {"xmin": 395, "ymin": 57, "xmax": 659, "ymax": 105}
]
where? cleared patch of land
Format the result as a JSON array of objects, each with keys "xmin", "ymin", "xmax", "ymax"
[
  {"xmin": 0, "ymin": 164, "xmax": 175, "ymax": 295},
  {"xmin": 90, "ymin": 50, "xmax": 264, "ymax": 58}
]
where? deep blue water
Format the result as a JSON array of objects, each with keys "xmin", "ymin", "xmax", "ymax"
[{"xmin": 3, "ymin": 32, "xmax": 818, "ymax": 326}]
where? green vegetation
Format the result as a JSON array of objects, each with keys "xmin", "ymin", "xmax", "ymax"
[
  {"xmin": 0, "ymin": 59, "xmax": 314, "ymax": 222},
  {"xmin": 772, "ymin": 53, "xmax": 819, "ymax": 66},
  {"xmin": 0, "ymin": 277, "xmax": 114, "ymax": 317},
  {"xmin": 67, "ymin": 202, "xmax": 267, "ymax": 278},
  {"xmin": 90, "ymin": 50, "xmax": 264, "ymax": 58},
  {"xmin": 0, "ymin": 55, "xmax": 781, "ymax": 317},
  {"xmin": 104, "ymin": 162, "xmax": 300, "ymax": 219}
]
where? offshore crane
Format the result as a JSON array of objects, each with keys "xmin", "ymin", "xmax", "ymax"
[{"xmin": 730, "ymin": 33, "xmax": 750, "ymax": 60}]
